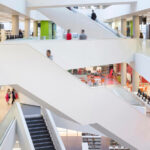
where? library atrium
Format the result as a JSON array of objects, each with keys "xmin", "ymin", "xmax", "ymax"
[{"xmin": 0, "ymin": 0, "xmax": 150, "ymax": 150}]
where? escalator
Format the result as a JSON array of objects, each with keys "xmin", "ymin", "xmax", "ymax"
[
  {"xmin": 0, "ymin": 102, "xmax": 65, "ymax": 150},
  {"xmin": 25, "ymin": 116, "xmax": 56, "ymax": 150},
  {"xmin": 21, "ymin": 104, "xmax": 65, "ymax": 150},
  {"xmin": 67, "ymin": 7, "xmax": 124, "ymax": 38},
  {"xmin": 38, "ymin": 7, "xmax": 121, "ymax": 39}
]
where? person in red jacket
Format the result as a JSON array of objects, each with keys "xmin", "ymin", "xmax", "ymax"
[{"xmin": 66, "ymin": 29, "xmax": 72, "ymax": 40}]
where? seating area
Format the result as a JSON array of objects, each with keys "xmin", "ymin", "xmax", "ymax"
[
  {"xmin": 137, "ymin": 88, "xmax": 150, "ymax": 104},
  {"xmin": 6, "ymin": 35, "xmax": 23, "ymax": 40}
]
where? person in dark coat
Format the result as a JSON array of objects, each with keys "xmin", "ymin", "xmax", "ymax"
[
  {"xmin": 12, "ymin": 89, "xmax": 16, "ymax": 104},
  {"xmin": 91, "ymin": 10, "xmax": 97, "ymax": 21}
]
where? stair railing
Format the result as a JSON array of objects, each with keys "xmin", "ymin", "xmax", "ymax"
[
  {"xmin": 15, "ymin": 102, "xmax": 35, "ymax": 150},
  {"xmin": 0, "ymin": 104, "xmax": 16, "ymax": 146},
  {"xmin": 0, "ymin": 120, "xmax": 16, "ymax": 150},
  {"xmin": 42, "ymin": 108, "xmax": 66, "ymax": 150},
  {"xmin": 0, "ymin": 102, "xmax": 35, "ymax": 150}
]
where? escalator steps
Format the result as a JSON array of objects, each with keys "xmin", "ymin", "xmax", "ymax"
[{"xmin": 25, "ymin": 116, "xmax": 56, "ymax": 150}]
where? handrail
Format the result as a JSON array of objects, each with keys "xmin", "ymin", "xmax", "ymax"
[
  {"xmin": 0, "ymin": 105, "xmax": 15, "ymax": 145},
  {"xmin": 42, "ymin": 108, "xmax": 66, "ymax": 150},
  {"xmin": 15, "ymin": 102, "xmax": 35, "ymax": 150},
  {"xmin": 0, "ymin": 103, "xmax": 35, "ymax": 150},
  {"xmin": 0, "ymin": 120, "xmax": 14, "ymax": 146},
  {"xmin": 0, "ymin": 120, "xmax": 16, "ymax": 150},
  {"xmin": 67, "ymin": 7, "xmax": 125, "ymax": 38}
]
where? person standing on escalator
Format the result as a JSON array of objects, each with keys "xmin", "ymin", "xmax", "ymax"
[{"xmin": 91, "ymin": 10, "xmax": 97, "ymax": 21}]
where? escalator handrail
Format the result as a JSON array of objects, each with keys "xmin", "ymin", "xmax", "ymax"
[
  {"xmin": 0, "ymin": 120, "xmax": 15, "ymax": 146},
  {"xmin": 42, "ymin": 108, "xmax": 66, "ymax": 150},
  {"xmin": 0, "ymin": 104, "xmax": 16, "ymax": 145}
]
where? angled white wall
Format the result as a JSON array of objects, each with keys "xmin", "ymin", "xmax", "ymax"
[
  {"xmin": 133, "ymin": 53, "xmax": 150, "ymax": 83},
  {"xmin": 0, "ymin": 44, "xmax": 150, "ymax": 149},
  {"xmin": 38, "ymin": 8, "xmax": 118, "ymax": 39},
  {"xmin": 30, "ymin": 10, "xmax": 50, "ymax": 21},
  {"xmin": 0, "ymin": 0, "xmax": 27, "ymax": 15},
  {"xmin": 103, "ymin": 0, "xmax": 150, "ymax": 20},
  {"xmin": 4, "ymin": 39, "xmax": 137, "ymax": 70}
]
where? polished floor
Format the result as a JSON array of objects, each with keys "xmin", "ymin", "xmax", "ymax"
[{"xmin": 0, "ymin": 86, "xmax": 20, "ymax": 122}]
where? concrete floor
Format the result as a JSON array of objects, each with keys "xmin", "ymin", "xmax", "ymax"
[{"xmin": 0, "ymin": 86, "xmax": 20, "ymax": 122}]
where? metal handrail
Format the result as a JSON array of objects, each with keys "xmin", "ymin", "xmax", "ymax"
[{"xmin": 42, "ymin": 108, "xmax": 66, "ymax": 150}]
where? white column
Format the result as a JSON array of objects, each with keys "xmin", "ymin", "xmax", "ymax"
[
  {"xmin": 132, "ymin": 69, "xmax": 139, "ymax": 92},
  {"xmin": 33, "ymin": 21, "xmax": 38, "ymax": 37},
  {"xmin": 24, "ymin": 18, "xmax": 30, "ymax": 38},
  {"xmin": 133, "ymin": 16, "xmax": 140, "ymax": 38},
  {"xmin": 12, "ymin": 15, "xmax": 19, "ymax": 35},
  {"xmin": 121, "ymin": 63, "xmax": 127, "ymax": 86},
  {"xmin": 121, "ymin": 19, "xmax": 127, "ymax": 36}
]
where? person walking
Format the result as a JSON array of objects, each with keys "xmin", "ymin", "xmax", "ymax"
[
  {"xmin": 79, "ymin": 29, "xmax": 87, "ymax": 40},
  {"xmin": 66, "ymin": 29, "xmax": 72, "ymax": 40},
  {"xmin": 91, "ymin": 10, "xmax": 97, "ymax": 21},
  {"xmin": 12, "ymin": 89, "xmax": 16, "ymax": 104},
  {"xmin": 5, "ymin": 89, "xmax": 11, "ymax": 105}
]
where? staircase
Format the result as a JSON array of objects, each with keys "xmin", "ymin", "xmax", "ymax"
[{"xmin": 25, "ymin": 116, "xmax": 56, "ymax": 150}]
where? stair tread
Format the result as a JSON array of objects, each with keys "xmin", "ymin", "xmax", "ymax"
[
  {"xmin": 31, "ymin": 133, "xmax": 50, "ymax": 137},
  {"xmin": 29, "ymin": 126, "xmax": 47, "ymax": 130},
  {"xmin": 34, "ymin": 141, "xmax": 53, "ymax": 146},
  {"xmin": 30, "ymin": 130, "xmax": 48, "ymax": 134},
  {"xmin": 25, "ymin": 117, "xmax": 43, "ymax": 120},
  {"xmin": 27, "ymin": 123, "xmax": 45, "ymax": 127},
  {"xmin": 35, "ymin": 146, "xmax": 55, "ymax": 150},
  {"xmin": 33, "ymin": 137, "xmax": 52, "ymax": 143},
  {"xmin": 25, "ymin": 116, "xmax": 55, "ymax": 150}
]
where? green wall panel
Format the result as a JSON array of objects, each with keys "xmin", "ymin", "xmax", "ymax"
[
  {"xmin": 40, "ymin": 21, "xmax": 56, "ymax": 39},
  {"xmin": 40, "ymin": 21, "xmax": 50, "ymax": 39},
  {"xmin": 130, "ymin": 21, "xmax": 133, "ymax": 37}
]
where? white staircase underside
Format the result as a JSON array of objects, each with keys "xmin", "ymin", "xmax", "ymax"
[
  {"xmin": 4, "ymin": 39, "xmax": 137, "ymax": 70},
  {"xmin": 0, "ymin": 44, "xmax": 150, "ymax": 149},
  {"xmin": 38, "ymin": 7, "xmax": 118, "ymax": 39}
]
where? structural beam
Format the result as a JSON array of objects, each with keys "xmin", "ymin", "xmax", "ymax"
[{"xmin": 27, "ymin": 0, "xmax": 136, "ymax": 9}]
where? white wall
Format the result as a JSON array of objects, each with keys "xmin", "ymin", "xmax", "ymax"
[
  {"xmin": 4, "ymin": 39, "xmax": 137, "ymax": 70},
  {"xmin": 0, "ymin": 0, "xmax": 27, "ymax": 15},
  {"xmin": 133, "ymin": 53, "xmax": 150, "ymax": 83},
  {"xmin": 103, "ymin": 0, "xmax": 150, "ymax": 21},
  {"xmin": 30, "ymin": 10, "xmax": 50, "ymax": 21},
  {"xmin": 0, "ymin": 44, "xmax": 149, "ymax": 149}
]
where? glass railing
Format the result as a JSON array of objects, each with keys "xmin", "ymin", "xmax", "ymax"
[
  {"xmin": 0, "ymin": 106, "xmax": 15, "ymax": 145},
  {"xmin": 134, "ymin": 39, "xmax": 150, "ymax": 55}
]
